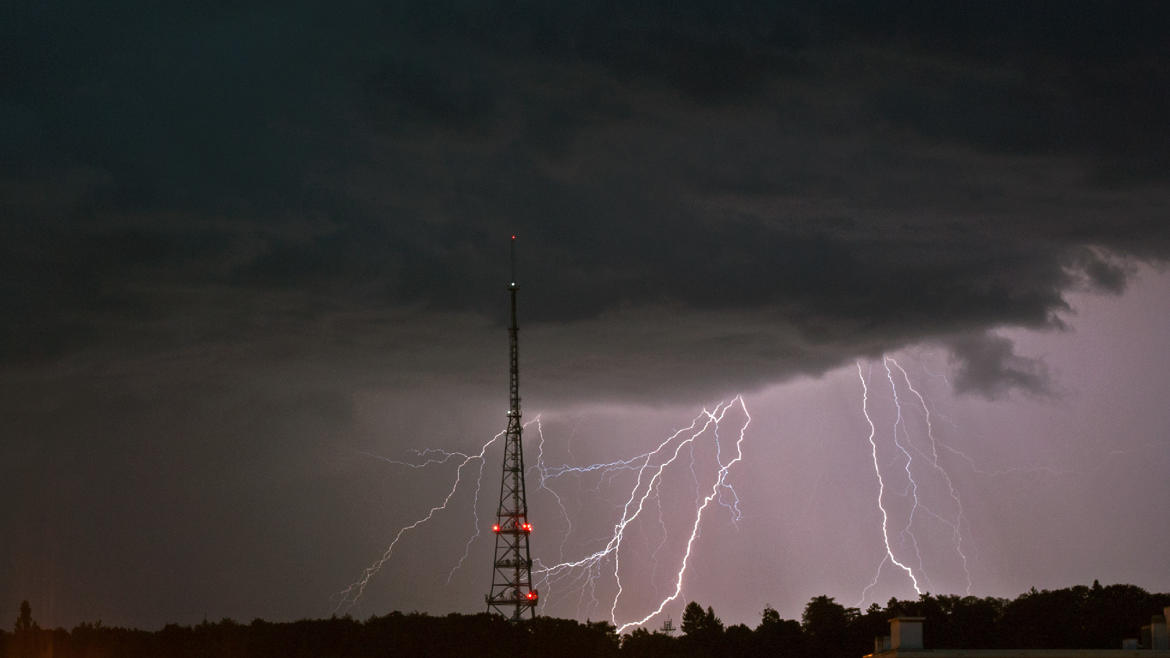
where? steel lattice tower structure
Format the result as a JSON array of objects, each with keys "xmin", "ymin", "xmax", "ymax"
[{"xmin": 485, "ymin": 235, "xmax": 537, "ymax": 620}]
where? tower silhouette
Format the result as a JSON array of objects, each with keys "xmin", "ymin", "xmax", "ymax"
[{"xmin": 485, "ymin": 235, "xmax": 537, "ymax": 620}]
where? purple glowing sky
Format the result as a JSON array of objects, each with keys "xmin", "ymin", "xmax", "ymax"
[
  {"xmin": 3, "ymin": 1, "xmax": 1169, "ymax": 631},
  {"xmin": 327, "ymin": 269, "xmax": 1170, "ymax": 629}
]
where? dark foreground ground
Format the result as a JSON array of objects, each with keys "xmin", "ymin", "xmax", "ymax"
[{"xmin": 4, "ymin": 582, "xmax": 1168, "ymax": 658}]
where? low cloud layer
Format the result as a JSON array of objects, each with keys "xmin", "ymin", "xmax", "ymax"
[
  {"xmin": 946, "ymin": 332, "xmax": 1052, "ymax": 400},
  {"xmin": 4, "ymin": 2, "xmax": 1168, "ymax": 404}
]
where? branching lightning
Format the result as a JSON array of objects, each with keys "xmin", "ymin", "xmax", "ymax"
[
  {"xmin": 445, "ymin": 443, "xmax": 493, "ymax": 584},
  {"xmin": 883, "ymin": 358, "xmax": 930, "ymax": 591},
  {"xmin": 337, "ymin": 344, "xmax": 1159, "ymax": 625},
  {"xmin": 856, "ymin": 361, "xmax": 923, "ymax": 605},
  {"xmin": 356, "ymin": 448, "xmax": 471, "ymax": 469},
  {"xmin": 887, "ymin": 357, "xmax": 972, "ymax": 595},
  {"xmin": 334, "ymin": 428, "xmax": 506, "ymax": 613},
  {"xmin": 337, "ymin": 394, "xmax": 751, "ymax": 630},
  {"xmin": 855, "ymin": 355, "xmax": 977, "ymax": 606},
  {"xmin": 531, "ymin": 395, "xmax": 751, "ymax": 634},
  {"xmin": 532, "ymin": 417, "xmax": 573, "ymax": 563}
]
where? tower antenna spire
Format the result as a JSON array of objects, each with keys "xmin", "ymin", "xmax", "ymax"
[
  {"xmin": 486, "ymin": 234, "xmax": 537, "ymax": 620},
  {"xmin": 510, "ymin": 234, "xmax": 517, "ymax": 288}
]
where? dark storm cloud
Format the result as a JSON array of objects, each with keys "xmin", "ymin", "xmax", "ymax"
[
  {"xmin": 3, "ymin": 0, "xmax": 1170, "ymax": 396},
  {"xmin": 945, "ymin": 332, "xmax": 1052, "ymax": 400}
]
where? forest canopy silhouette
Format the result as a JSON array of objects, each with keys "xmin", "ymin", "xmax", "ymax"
[{"xmin": 4, "ymin": 582, "xmax": 1168, "ymax": 657}]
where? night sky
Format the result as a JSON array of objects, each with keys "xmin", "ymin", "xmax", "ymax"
[{"xmin": 3, "ymin": 1, "xmax": 1169, "ymax": 632}]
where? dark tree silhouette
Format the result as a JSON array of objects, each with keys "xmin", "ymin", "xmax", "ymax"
[
  {"xmin": 802, "ymin": 595, "xmax": 857, "ymax": 658},
  {"xmin": 680, "ymin": 602, "xmax": 723, "ymax": 637},
  {"xmin": 755, "ymin": 604, "xmax": 804, "ymax": 658},
  {"xmin": 1, "ymin": 583, "xmax": 1166, "ymax": 657},
  {"xmin": 14, "ymin": 601, "xmax": 36, "ymax": 634},
  {"xmin": 680, "ymin": 601, "xmax": 724, "ymax": 657},
  {"xmin": 620, "ymin": 627, "xmax": 680, "ymax": 658}
]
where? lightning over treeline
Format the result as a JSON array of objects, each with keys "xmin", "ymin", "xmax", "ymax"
[
  {"xmin": 532, "ymin": 395, "xmax": 751, "ymax": 634},
  {"xmin": 336, "ymin": 396, "xmax": 752, "ymax": 633},
  {"xmin": 334, "ymin": 351, "xmax": 1163, "ymax": 626},
  {"xmin": 853, "ymin": 356, "xmax": 972, "ymax": 607}
]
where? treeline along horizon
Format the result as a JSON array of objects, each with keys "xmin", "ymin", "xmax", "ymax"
[{"xmin": 4, "ymin": 581, "xmax": 1168, "ymax": 658}]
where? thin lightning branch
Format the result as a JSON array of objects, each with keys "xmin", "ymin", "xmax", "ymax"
[
  {"xmin": 918, "ymin": 360, "xmax": 952, "ymax": 387},
  {"xmin": 334, "ymin": 429, "xmax": 505, "ymax": 613},
  {"xmin": 342, "ymin": 396, "xmax": 749, "ymax": 625},
  {"xmin": 883, "ymin": 357, "xmax": 930, "ymax": 591},
  {"xmin": 541, "ymin": 456, "xmax": 650, "ymax": 479},
  {"xmin": 445, "ymin": 444, "xmax": 492, "ymax": 584},
  {"xmin": 856, "ymin": 361, "xmax": 922, "ymax": 607},
  {"xmin": 939, "ymin": 441, "xmax": 1074, "ymax": 479},
  {"xmin": 532, "ymin": 396, "xmax": 751, "ymax": 633},
  {"xmin": 533, "ymin": 413, "xmax": 710, "ymax": 576},
  {"xmin": 612, "ymin": 396, "xmax": 751, "ymax": 634},
  {"xmin": 887, "ymin": 357, "xmax": 973, "ymax": 594},
  {"xmin": 608, "ymin": 406, "xmax": 723, "ymax": 625},
  {"xmin": 647, "ymin": 488, "xmax": 670, "ymax": 599},
  {"xmin": 688, "ymin": 439, "xmax": 702, "ymax": 508},
  {"xmin": 711, "ymin": 417, "xmax": 744, "ymax": 525},
  {"xmin": 532, "ymin": 416, "xmax": 573, "ymax": 562},
  {"xmin": 357, "ymin": 448, "xmax": 470, "ymax": 469}
]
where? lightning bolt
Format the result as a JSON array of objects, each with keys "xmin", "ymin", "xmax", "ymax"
[
  {"xmin": 334, "ymin": 429, "xmax": 505, "ymax": 613},
  {"xmin": 356, "ymin": 448, "xmax": 471, "ymax": 469},
  {"xmin": 886, "ymin": 356, "xmax": 973, "ymax": 595},
  {"xmin": 710, "ymin": 416, "xmax": 744, "ymax": 525},
  {"xmin": 531, "ymin": 395, "xmax": 751, "ymax": 634},
  {"xmin": 612, "ymin": 397, "xmax": 750, "ymax": 634},
  {"xmin": 855, "ymin": 355, "xmax": 975, "ymax": 604},
  {"xmin": 856, "ymin": 361, "xmax": 922, "ymax": 606},
  {"xmin": 532, "ymin": 417, "xmax": 573, "ymax": 563},
  {"xmin": 445, "ymin": 441, "xmax": 493, "ymax": 585},
  {"xmin": 883, "ymin": 357, "xmax": 931, "ymax": 592},
  {"xmin": 337, "ymin": 395, "xmax": 749, "ymax": 629}
]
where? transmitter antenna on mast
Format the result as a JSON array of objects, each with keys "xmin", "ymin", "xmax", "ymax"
[
  {"xmin": 510, "ymin": 234, "xmax": 517, "ymax": 287},
  {"xmin": 486, "ymin": 234, "xmax": 537, "ymax": 620}
]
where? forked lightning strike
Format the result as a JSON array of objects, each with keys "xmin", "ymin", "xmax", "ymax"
[
  {"xmin": 334, "ymin": 428, "xmax": 506, "ymax": 612},
  {"xmin": 855, "ymin": 356, "xmax": 974, "ymax": 606},
  {"xmin": 887, "ymin": 357, "xmax": 972, "ymax": 595},
  {"xmin": 883, "ymin": 358, "xmax": 930, "ymax": 591},
  {"xmin": 531, "ymin": 395, "xmax": 751, "ymax": 634},
  {"xmin": 856, "ymin": 361, "xmax": 923, "ymax": 604}
]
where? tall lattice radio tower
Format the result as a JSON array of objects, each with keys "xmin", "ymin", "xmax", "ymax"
[{"xmin": 485, "ymin": 235, "xmax": 537, "ymax": 620}]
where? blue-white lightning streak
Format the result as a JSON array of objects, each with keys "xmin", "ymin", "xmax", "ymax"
[
  {"xmin": 356, "ymin": 448, "xmax": 471, "ymax": 469},
  {"xmin": 445, "ymin": 443, "xmax": 493, "ymax": 584},
  {"xmin": 711, "ymin": 419, "xmax": 744, "ymax": 525},
  {"xmin": 887, "ymin": 357, "xmax": 972, "ymax": 594},
  {"xmin": 612, "ymin": 397, "xmax": 750, "ymax": 634},
  {"xmin": 334, "ymin": 429, "xmax": 505, "ymax": 612},
  {"xmin": 855, "ymin": 355, "xmax": 979, "ymax": 604},
  {"xmin": 856, "ymin": 362, "xmax": 922, "ymax": 604},
  {"xmin": 532, "ymin": 417, "xmax": 573, "ymax": 563},
  {"xmin": 534, "ymin": 416, "xmax": 709, "ymax": 620},
  {"xmin": 883, "ymin": 358, "xmax": 930, "ymax": 591},
  {"xmin": 531, "ymin": 396, "xmax": 751, "ymax": 634}
]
